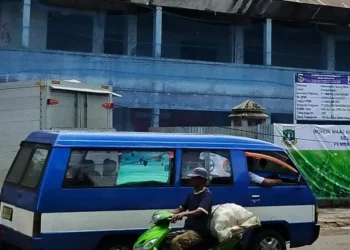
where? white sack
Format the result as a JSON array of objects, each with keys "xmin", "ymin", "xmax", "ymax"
[{"xmin": 209, "ymin": 203, "xmax": 261, "ymax": 243}]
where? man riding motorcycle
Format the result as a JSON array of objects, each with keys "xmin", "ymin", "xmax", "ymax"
[{"xmin": 168, "ymin": 167, "xmax": 212, "ymax": 250}]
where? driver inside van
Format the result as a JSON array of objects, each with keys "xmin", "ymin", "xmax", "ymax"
[
  {"xmin": 168, "ymin": 167, "xmax": 212, "ymax": 250},
  {"xmin": 247, "ymin": 157, "xmax": 282, "ymax": 187}
]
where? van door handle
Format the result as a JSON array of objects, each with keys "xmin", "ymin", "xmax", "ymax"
[{"xmin": 251, "ymin": 195, "xmax": 260, "ymax": 199}]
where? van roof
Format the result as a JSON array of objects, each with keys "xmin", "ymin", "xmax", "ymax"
[{"xmin": 24, "ymin": 130, "xmax": 283, "ymax": 151}]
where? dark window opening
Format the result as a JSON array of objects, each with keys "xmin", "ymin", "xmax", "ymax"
[
  {"xmin": 137, "ymin": 7, "xmax": 153, "ymax": 57},
  {"xmin": 104, "ymin": 12, "xmax": 125, "ymax": 55},
  {"xmin": 272, "ymin": 21, "xmax": 323, "ymax": 69},
  {"xmin": 180, "ymin": 41, "xmax": 217, "ymax": 62},
  {"xmin": 47, "ymin": 12, "xmax": 93, "ymax": 53},
  {"xmin": 244, "ymin": 20, "xmax": 264, "ymax": 65},
  {"xmin": 162, "ymin": 11, "xmax": 230, "ymax": 63},
  {"xmin": 335, "ymin": 40, "xmax": 350, "ymax": 72}
]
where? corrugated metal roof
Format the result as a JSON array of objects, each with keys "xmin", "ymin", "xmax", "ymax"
[
  {"xmin": 130, "ymin": 0, "xmax": 350, "ymax": 12},
  {"xmin": 39, "ymin": 0, "xmax": 350, "ymax": 24},
  {"xmin": 285, "ymin": 0, "xmax": 350, "ymax": 8},
  {"xmin": 130, "ymin": 0, "xmax": 350, "ymax": 24},
  {"xmin": 130, "ymin": 0, "xmax": 267, "ymax": 14}
]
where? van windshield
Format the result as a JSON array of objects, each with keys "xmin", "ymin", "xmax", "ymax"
[{"xmin": 5, "ymin": 143, "xmax": 50, "ymax": 189}]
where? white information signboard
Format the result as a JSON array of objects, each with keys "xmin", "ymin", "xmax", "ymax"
[{"xmin": 294, "ymin": 72, "xmax": 350, "ymax": 121}]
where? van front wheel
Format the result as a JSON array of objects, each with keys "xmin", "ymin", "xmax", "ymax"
[
  {"xmin": 248, "ymin": 230, "xmax": 286, "ymax": 250},
  {"xmin": 99, "ymin": 239, "xmax": 132, "ymax": 250}
]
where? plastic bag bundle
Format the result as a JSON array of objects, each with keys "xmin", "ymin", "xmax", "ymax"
[{"xmin": 209, "ymin": 203, "xmax": 261, "ymax": 243}]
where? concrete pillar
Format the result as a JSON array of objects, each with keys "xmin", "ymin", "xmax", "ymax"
[
  {"xmin": 263, "ymin": 18, "xmax": 272, "ymax": 66},
  {"xmin": 124, "ymin": 14, "xmax": 138, "ymax": 56},
  {"xmin": 151, "ymin": 6, "xmax": 162, "ymax": 127},
  {"xmin": 324, "ymin": 35, "xmax": 335, "ymax": 70},
  {"xmin": 231, "ymin": 25, "xmax": 244, "ymax": 64},
  {"xmin": 92, "ymin": 13, "xmax": 105, "ymax": 53},
  {"xmin": 22, "ymin": 0, "xmax": 31, "ymax": 48},
  {"xmin": 151, "ymin": 109, "xmax": 160, "ymax": 128},
  {"xmin": 153, "ymin": 6, "xmax": 162, "ymax": 58}
]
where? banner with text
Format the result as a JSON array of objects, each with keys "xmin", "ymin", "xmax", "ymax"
[
  {"xmin": 294, "ymin": 72, "xmax": 350, "ymax": 121},
  {"xmin": 274, "ymin": 124, "xmax": 350, "ymax": 199}
]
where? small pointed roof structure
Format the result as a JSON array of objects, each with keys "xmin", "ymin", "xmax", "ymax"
[{"xmin": 229, "ymin": 100, "xmax": 269, "ymax": 120}]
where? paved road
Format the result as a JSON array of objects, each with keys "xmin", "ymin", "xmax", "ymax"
[{"xmin": 289, "ymin": 235, "xmax": 350, "ymax": 250}]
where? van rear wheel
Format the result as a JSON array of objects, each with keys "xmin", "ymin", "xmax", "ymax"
[{"xmin": 248, "ymin": 229, "xmax": 286, "ymax": 250}]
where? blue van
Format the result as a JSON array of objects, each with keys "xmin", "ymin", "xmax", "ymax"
[{"xmin": 0, "ymin": 131, "xmax": 319, "ymax": 250}]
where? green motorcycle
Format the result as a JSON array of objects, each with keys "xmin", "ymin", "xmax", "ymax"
[{"xmin": 133, "ymin": 210, "xmax": 243, "ymax": 250}]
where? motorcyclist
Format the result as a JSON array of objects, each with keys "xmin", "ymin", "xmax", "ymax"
[{"xmin": 168, "ymin": 167, "xmax": 213, "ymax": 250}]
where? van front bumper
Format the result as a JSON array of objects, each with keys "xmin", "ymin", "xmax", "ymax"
[{"xmin": 311, "ymin": 224, "xmax": 320, "ymax": 244}]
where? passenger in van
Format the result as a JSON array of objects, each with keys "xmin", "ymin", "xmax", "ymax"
[
  {"xmin": 247, "ymin": 157, "xmax": 282, "ymax": 187},
  {"xmin": 169, "ymin": 168, "xmax": 212, "ymax": 250},
  {"xmin": 102, "ymin": 159, "xmax": 118, "ymax": 186},
  {"xmin": 81, "ymin": 160, "xmax": 100, "ymax": 175},
  {"xmin": 81, "ymin": 160, "xmax": 102, "ymax": 186},
  {"xmin": 64, "ymin": 160, "xmax": 100, "ymax": 187}
]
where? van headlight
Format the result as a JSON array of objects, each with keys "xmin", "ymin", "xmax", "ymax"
[{"xmin": 133, "ymin": 238, "xmax": 158, "ymax": 250}]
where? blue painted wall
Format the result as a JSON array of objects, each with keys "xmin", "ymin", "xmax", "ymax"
[{"xmin": 0, "ymin": 47, "xmax": 336, "ymax": 115}]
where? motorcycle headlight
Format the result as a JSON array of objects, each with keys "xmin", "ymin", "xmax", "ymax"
[
  {"xmin": 133, "ymin": 238, "xmax": 158, "ymax": 250},
  {"xmin": 152, "ymin": 213, "xmax": 162, "ymax": 223}
]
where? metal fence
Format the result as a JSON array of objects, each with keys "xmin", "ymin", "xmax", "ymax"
[{"xmin": 149, "ymin": 124, "xmax": 274, "ymax": 143}]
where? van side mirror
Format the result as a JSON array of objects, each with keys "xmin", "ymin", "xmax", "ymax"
[{"xmin": 297, "ymin": 174, "xmax": 303, "ymax": 187}]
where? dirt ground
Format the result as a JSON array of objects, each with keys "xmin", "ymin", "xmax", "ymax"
[
  {"xmin": 288, "ymin": 208, "xmax": 350, "ymax": 249},
  {"xmin": 291, "ymin": 235, "xmax": 350, "ymax": 250},
  {"xmin": 318, "ymin": 208, "xmax": 350, "ymax": 236}
]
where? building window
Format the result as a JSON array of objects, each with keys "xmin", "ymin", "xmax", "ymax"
[
  {"xmin": 335, "ymin": 40, "xmax": 350, "ymax": 71},
  {"xmin": 272, "ymin": 21, "xmax": 323, "ymax": 69},
  {"xmin": 104, "ymin": 12, "xmax": 126, "ymax": 55},
  {"xmin": 137, "ymin": 7, "xmax": 153, "ymax": 57},
  {"xmin": 244, "ymin": 20, "xmax": 264, "ymax": 65},
  {"xmin": 181, "ymin": 150, "xmax": 233, "ymax": 186},
  {"xmin": 180, "ymin": 41, "xmax": 217, "ymax": 62},
  {"xmin": 63, "ymin": 149, "xmax": 175, "ymax": 188},
  {"xmin": 162, "ymin": 10, "xmax": 231, "ymax": 63},
  {"xmin": 47, "ymin": 12, "xmax": 93, "ymax": 53}
]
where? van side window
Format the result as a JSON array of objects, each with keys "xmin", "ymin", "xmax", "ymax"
[
  {"xmin": 63, "ymin": 149, "xmax": 175, "ymax": 188},
  {"xmin": 21, "ymin": 149, "xmax": 49, "ymax": 188},
  {"xmin": 5, "ymin": 143, "xmax": 50, "ymax": 189},
  {"xmin": 181, "ymin": 150, "xmax": 233, "ymax": 186},
  {"xmin": 245, "ymin": 150, "xmax": 300, "ymax": 186}
]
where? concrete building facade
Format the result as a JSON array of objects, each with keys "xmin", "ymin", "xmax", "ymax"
[{"xmin": 0, "ymin": 0, "xmax": 349, "ymax": 131}]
